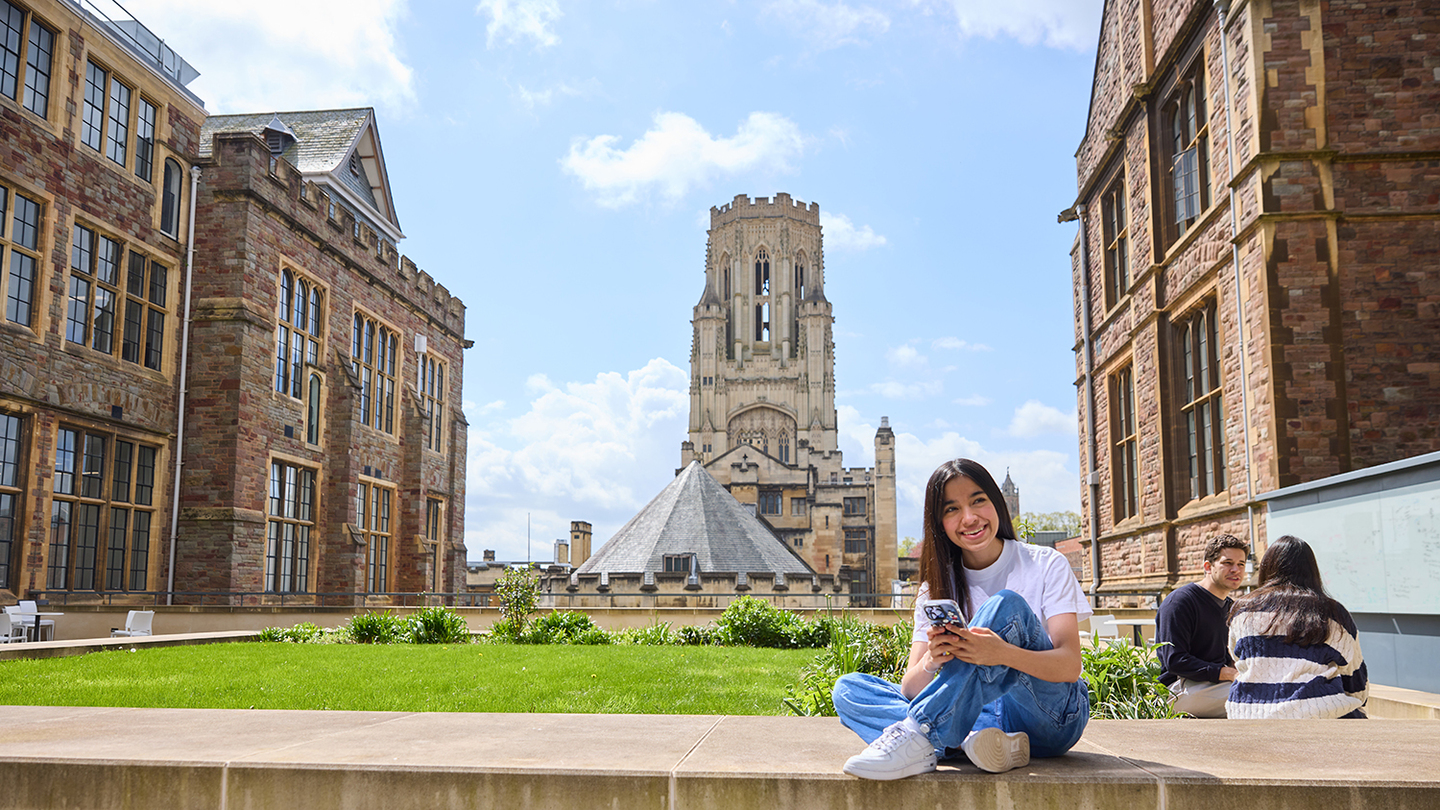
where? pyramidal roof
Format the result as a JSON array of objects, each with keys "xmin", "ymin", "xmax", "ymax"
[{"xmin": 578, "ymin": 461, "xmax": 813, "ymax": 575}]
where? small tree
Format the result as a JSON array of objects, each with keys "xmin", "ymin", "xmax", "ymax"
[{"xmin": 493, "ymin": 567, "xmax": 541, "ymax": 638}]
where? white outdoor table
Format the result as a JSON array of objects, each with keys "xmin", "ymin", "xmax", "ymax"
[
  {"xmin": 1104, "ymin": 617, "xmax": 1156, "ymax": 645},
  {"xmin": 11, "ymin": 611, "xmax": 62, "ymax": 642}
]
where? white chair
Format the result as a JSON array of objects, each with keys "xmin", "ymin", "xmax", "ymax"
[
  {"xmin": 111, "ymin": 610, "xmax": 154, "ymax": 637},
  {"xmin": 1090, "ymin": 613, "xmax": 1124, "ymax": 644},
  {"xmin": 18, "ymin": 601, "xmax": 54, "ymax": 641},
  {"xmin": 0, "ymin": 613, "xmax": 25, "ymax": 644}
]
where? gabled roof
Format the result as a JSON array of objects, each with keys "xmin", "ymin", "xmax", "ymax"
[
  {"xmin": 200, "ymin": 108, "xmax": 402, "ymax": 238},
  {"xmin": 578, "ymin": 461, "xmax": 813, "ymax": 575}
]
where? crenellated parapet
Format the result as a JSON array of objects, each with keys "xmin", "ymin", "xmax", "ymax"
[
  {"xmin": 711, "ymin": 192, "xmax": 821, "ymax": 228},
  {"xmin": 205, "ymin": 131, "xmax": 466, "ymax": 337}
]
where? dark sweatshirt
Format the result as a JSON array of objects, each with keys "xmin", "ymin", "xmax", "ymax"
[{"xmin": 1156, "ymin": 582, "xmax": 1234, "ymax": 685}]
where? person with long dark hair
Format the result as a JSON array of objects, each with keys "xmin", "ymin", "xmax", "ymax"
[
  {"xmin": 1226, "ymin": 536, "xmax": 1368, "ymax": 719},
  {"xmin": 832, "ymin": 459, "xmax": 1090, "ymax": 780}
]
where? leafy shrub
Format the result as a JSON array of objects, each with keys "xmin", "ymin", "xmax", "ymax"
[
  {"xmin": 494, "ymin": 568, "xmax": 541, "ymax": 635},
  {"xmin": 676, "ymin": 624, "xmax": 718, "ymax": 646},
  {"xmin": 716, "ymin": 596, "xmax": 810, "ymax": 649},
  {"xmin": 1083, "ymin": 639, "xmax": 1180, "ymax": 719},
  {"xmin": 285, "ymin": 622, "xmax": 324, "ymax": 643},
  {"xmin": 520, "ymin": 611, "xmax": 601, "ymax": 644},
  {"xmin": 784, "ymin": 616, "xmax": 914, "ymax": 717},
  {"xmin": 406, "ymin": 605, "xmax": 471, "ymax": 644},
  {"xmin": 348, "ymin": 611, "xmax": 406, "ymax": 644},
  {"xmin": 614, "ymin": 622, "xmax": 676, "ymax": 646},
  {"xmin": 570, "ymin": 626, "xmax": 612, "ymax": 645},
  {"xmin": 256, "ymin": 627, "xmax": 286, "ymax": 642}
]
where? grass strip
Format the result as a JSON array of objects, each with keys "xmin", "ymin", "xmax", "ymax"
[{"xmin": 0, "ymin": 643, "xmax": 815, "ymax": 715}]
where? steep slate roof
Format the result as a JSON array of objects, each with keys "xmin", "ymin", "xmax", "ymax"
[
  {"xmin": 578, "ymin": 461, "xmax": 813, "ymax": 575},
  {"xmin": 199, "ymin": 108, "xmax": 401, "ymax": 235}
]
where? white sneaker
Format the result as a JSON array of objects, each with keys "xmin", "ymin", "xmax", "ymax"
[
  {"xmin": 960, "ymin": 727, "xmax": 1030, "ymax": 773},
  {"xmin": 842, "ymin": 719, "xmax": 937, "ymax": 781}
]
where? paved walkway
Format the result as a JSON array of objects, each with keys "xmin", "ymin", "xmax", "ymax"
[{"xmin": 0, "ymin": 706, "xmax": 1435, "ymax": 809}]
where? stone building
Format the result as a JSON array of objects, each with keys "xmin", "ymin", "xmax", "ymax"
[
  {"xmin": 176, "ymin": 110, "xmax": 469, "ymax": 602},
  {"xmin": 678, "ymin": 193, "xmax": 898, "ymax": 604},
  {"xmin": 0, "ymin": 0, "xmax": 204, "ymax": 600},
  {"xmin": 0, "ymin": 0, "xmax": 468, "ymax": 605},
  {"xmin": 1065, "ymin": 0, "xmax": 1439, "ymax": 602}
]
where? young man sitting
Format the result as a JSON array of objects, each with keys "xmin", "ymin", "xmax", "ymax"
[{"xmin": 1156, "ymin": 535, "xmax": 1247, "ymax": 718}]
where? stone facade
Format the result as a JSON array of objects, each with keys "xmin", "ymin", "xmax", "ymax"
[
  {"xmin": 678, "ymin": 194, "xmax": 898, "ymax": 603},
  {"xmin": 1069, "ymin": 0, "xmax": 1439, "ymax": 603},
  {"xmin": 0, "ymin": 0, "xmax": 204, "ymax": 601},
  {"xmin": 0, "ymin": 0, "xmax": 468, "ymax": 605}
]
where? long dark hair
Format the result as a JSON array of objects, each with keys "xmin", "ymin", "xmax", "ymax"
[
  {"xmin": 916, "ymin": 459, "xmax": 1016, "ymax": 622},
  {"xmin": 1229, "ymin": 535, "xmax": 1343, "ymax": 646}
]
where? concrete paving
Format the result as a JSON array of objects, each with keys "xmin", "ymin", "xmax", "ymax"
[
  {"xmin": 0, "ymin": 631, "xmax": 259, "ymax": 662},
  {"xmin": 0, "ymin": 706, "xmax": 1435, "ymax": 810}
]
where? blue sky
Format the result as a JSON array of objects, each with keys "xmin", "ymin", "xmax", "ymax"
[{"xmin": 126, "ymin": 0, "xmax": 1101, "ymax": 562}]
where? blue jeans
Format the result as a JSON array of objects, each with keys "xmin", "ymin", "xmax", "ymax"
[{"xmin": 832, "ymin": 589, "xmax": 1089, "ymax": 758}]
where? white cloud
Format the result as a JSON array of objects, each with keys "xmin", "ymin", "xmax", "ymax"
[
  {"xmin": 562, "ymin": 111, "xmax": 806, "ymax": 207},
  {"xmin": 870, "ymin": 379, "xmax": 943, "ymax": 400},
  {"xmin": 924, "ymin": 0, "xmax": 1098, "ymax": 51},
  {"xmin": 953, "ymin": 395, "xmax": 991, "ymax": 406},
  {"xmin": 1007, "ymin": 400, "xmax": 1078, "ymax": 438},
  {"xmin": 820, "ymin": 211, "xmax": 888, "ymax": 251},
  {"xmin": 465, "ymin": 359, "xmax": 690, "ymax": 562},
  {"xmin": 886, "ymin": 344, "xmax": 924, "ymax": 367},
  {"xmin": 477, "ymin": 0, "xmax": 562, "ymax": 49},
  {"xmin": 932, "ymin": 336, "xmax": 991, "ymax": 352},
  {"xmin": 124, "ymin": 0, "xmax": 415, "ymax": 114},
  {"xmin": 516, "ymin": 82, "xmax": 582, "ymax": 109},
  {"xmin": 762, "ymin": 0, "xmax": 890, "ymax": 49}
]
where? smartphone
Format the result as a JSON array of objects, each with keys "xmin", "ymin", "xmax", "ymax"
[{"xmin": 921, "ymin": 598, "xmax": 967, "ymax": 629}]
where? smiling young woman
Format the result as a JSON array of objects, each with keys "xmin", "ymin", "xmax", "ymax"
[{"xmin": 832, "ymin": 458, "xmax": 1092, "ymax": 781}]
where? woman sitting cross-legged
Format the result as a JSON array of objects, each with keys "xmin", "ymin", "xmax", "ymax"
[
  {"xmin": 1226, "ymin": 535, "xmax": 1368, "ymax": 719},
  {"xmin": 832, "ymin": 458, "xmax": 1091, "ymax": 780}
]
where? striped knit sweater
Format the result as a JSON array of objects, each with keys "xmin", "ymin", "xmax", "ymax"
[{"xmin": 1226, "ymin": 607, "xmax": 1368, "ymax": 719}]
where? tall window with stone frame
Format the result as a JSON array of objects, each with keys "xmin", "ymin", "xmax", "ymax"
[
  {"xmin": 1, "ymin": 1, "xmax": 55, "ymax": 119},
  {"xmin": 0, "ymin": 411, "xmax": 23, "ymax": 590},
  {"xmin": 1111, "ymin": 365, "xmax": 1139, "ymax": 521},
  {"xmin": 420, "ymin": 353, "xmax": 445, "ymax": 452},
  {"xmin": 265, "ymin": 461, "xmax": 314, "ymax": 593},
  {"xmin": 426, "ymin": 497, "xmax": 444, "ymax": 591},
  {"xmin": 1162, "ymin": 56, "xmax": 1210, "ymax": 246},
  {"xmin": 1101, "ymin": 176, "xmax": 1129, "ymax": 308},
  {"xmin": 275, "ymin": 269, "xmax": 323, "ymax": 397},
  {"xmin": 48, "ymin": 427, "xmax": 157, "ymax": 591},
  {"xmin": 358, "ymin": 480, "xmax": 393, "ymax": 592},
  {"xmin": 1176, "ymin": 301, "xmax": 1225, "ymax": 501},
  {"xmin": 753, "ymin": 247, "xmax": 770, "ymax": 341},
  {"xmin": 352, "ymin": 313, "xmax": 398, "ymax": 433},
  {"xmin": 69, "ymin": 225, "xmax": 168, "ymax": 370},
  {"xmin": 2, "ymin": 184, "xmax": 41, "ymax": 328}
]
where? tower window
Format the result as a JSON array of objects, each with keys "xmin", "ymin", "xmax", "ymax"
[{"xmin": 754, "ymin": 248, "xmax": 770, "ymax": 295}]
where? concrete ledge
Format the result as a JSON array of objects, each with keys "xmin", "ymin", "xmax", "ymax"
[
  {"xmin": 1369, "ymin": 684, "xmax": 1440, "ymax": 720},
  {"xmin": 0, "ymin": 631, "xmax": 258, "ymax": 662},
  {"xmin": 0, "ymin": 707, "xmax": 1434, "ymax": 809}
]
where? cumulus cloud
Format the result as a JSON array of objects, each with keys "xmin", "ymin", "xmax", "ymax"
[
  {"xmin": 1007, "ymin": 400, "xmax": 1078, "ymax": 438},
  {"xmin": 923, "ymin": 0, "xmax": 1098, "ymax": 51},
  {"xmin": 869, "ymin": 380, "xmax": 943, "ymax": 400},
  {"xmin": 762, "ymin": 0, "xmax": 890, "ymax": 49},
  {"xmin": 122, "ymin": 0, "xmax": 415, "ymax": 114},
  {"xmin": 477, "ymin": 0, "xmax": 562, "ymax": 49},
  {"xmin": 464, "ymin": 359, "xmax": 690, "ymax": 561},
  {"xmin": 886, "ymin": 344, "xmax": 924, "ymax": 367},
  {"xmin": 562, "ymin": 111, "xmax": 806, "ymax": 207},
  {"xmin": 820, "ymin": 212, "xmax": 888, "ymax": 251},
  {"xmin": 932, "ymin": 336, "xmax": 991, "ymax": 352}
]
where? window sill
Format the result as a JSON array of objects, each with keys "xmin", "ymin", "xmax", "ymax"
[{"xmin": 1175, "ymin": 490, "xmax": 1233, "ymax": 521}]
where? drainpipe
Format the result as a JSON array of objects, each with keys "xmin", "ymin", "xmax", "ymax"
[
  {"xmin": 167, "ymin": 166, "xmax": 201, "ymax": 606},
  {"xmin": 1216, "ymin": 0, "xmax": 1258, "ymax": 560},
  {"xmin": 1060, "ymin": 202, "xmax": 1102, "ymax": 606}
]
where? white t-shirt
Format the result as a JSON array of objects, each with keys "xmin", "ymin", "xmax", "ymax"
[{"xmin": 910, "ymin": 539, "xmax": 1092, "ymax": 644}]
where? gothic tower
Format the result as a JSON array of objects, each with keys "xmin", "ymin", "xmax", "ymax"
[{"xmin": 680, "ymin": 193, "xmax": 898, "ymax": 603}]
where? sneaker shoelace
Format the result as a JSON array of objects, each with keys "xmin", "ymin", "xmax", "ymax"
[{"xmin": 869, "ymin": 725, "xmax": 914, "ymax": 753}]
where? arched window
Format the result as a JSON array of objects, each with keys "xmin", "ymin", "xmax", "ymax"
[
  {"xmin": 352, "ymin": 312, "xmax": 397, "ymax": 433},
  {"xmin": 159, "ymin": 159, "xmax": 182, "ymax": 237},
  {"xmin": 754, "ymin": 248, "xmax": 770, "ymax": 295},
  {"xmin": 275, "ymin": 269, "xmax": 323, "ymax": 397},
  {"xmin": 794, "ymin": 253, "xmax": 805, "ymax": 299},
  {"xmin": 306, "ymin": 373, "xmax": 322, "ymax": 445}
]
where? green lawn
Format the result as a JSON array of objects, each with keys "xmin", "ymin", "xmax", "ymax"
[{"xmin": 0, "ymin": 643, "xmax": 816, "ymax": 715}]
